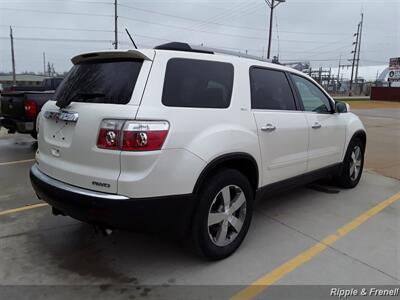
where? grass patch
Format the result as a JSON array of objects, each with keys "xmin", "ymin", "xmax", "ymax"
[
  {"xmin": 344, "ymin": 100, "xmax": 400, "ymax": 109},
  {"xmin": 333, "ymin": 97, "xmax": 370, "ymax": 102}
]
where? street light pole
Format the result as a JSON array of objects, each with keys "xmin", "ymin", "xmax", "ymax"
[{"xmin": 265, "ymin": 0, "xmax": 285, "ymax": 60}]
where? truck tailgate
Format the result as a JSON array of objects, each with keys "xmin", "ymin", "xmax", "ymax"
[
  {"xmin": 0, "ymin": 94, "xmax": 25, "ymax": 118},
  {"xmin": 1, "ymin": 91, "xmax": 54, "ymax": 119}
]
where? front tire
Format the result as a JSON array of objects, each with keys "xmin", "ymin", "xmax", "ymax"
[
  {"xmin": 192, "ymin": 168, "xmax": 254, "ymax": 260},
  {"xmin": 335, "ymin": 138, "xmax": 364, "ymax": 188}
]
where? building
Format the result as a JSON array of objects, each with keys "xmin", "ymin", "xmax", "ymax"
[{"xmin": 0, "ymin": 74, "xmax": 49, "ymax": 89}]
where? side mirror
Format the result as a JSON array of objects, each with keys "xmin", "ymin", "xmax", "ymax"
[{"xmin": 335, "ymin": 101, "xmax": 348, "ymax": 113}]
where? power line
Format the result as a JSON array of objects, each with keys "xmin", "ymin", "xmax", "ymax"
[
  {"xmin": 0, "ymin": 2, "xmax": 355, "ymax": 37},
  {"xmin": 0, "ymin": 5, "xmax": 354, "ymax": 38},
  {"xmin": 0, "ymin": 24, "xmax": 115, "ymax": 33},
  {"xmin": 118, "ymin": 3, "xmax": 356, "ymax": 37},
  {"xmin": 186, "ymin": 2, "xmax": 262, "ymax": 32},
  {"xmin": 1, "ymin": 5, "xmax": 342, "ymax": 43},
  {"xmin": 183, "ymin": 1, "xmax": 256, "ymax": 31},
  {"xmin": 118, "ymin": 2, "xmax": 266, "ymax": 32},
  {"xmin": 120, "ymin": 14, "xmax": 350, "ymax": 44},
  {"xmin": 0, "ymin": 4, "xmax": 365, "ymax": 44},
  {"xmin": 0, "ymin": 0, "xmax": 111, "ymax": 4},
  {"xmin": 0, "ymin": 36, "xmax": 113, "ymax": 43},
  {"xmin": 0, "ymin": 7, "xmax": 113, "ymax": 17},
  {"xmin": 0, "ymin": 24, "xmax": 171, "ymax": 43},
  {"xmin": 0, "ymin": 34, "xmax": 171, "ymax": 44},
  {"xmin": 119, "ymin": 14, "xmax": 263, "ymax": 41}
]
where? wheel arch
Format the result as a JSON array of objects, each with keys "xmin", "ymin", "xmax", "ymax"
[
  {"xmin": 192, "ymin": 152, "xmax": 259, "ymax": 195},
  {"xmin": 350, "ymin": 129, "xmax": 367, "ymax": 149}
]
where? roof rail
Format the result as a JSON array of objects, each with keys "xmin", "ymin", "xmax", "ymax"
[
  {"xmin": 154, "ymin": 42, "xmax": 213, "ymax": 54},
  {"xmin": 154, "ymin": 42, "xmax": 271, "ymax": 63}
]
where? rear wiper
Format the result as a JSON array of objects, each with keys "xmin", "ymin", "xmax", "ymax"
[{"xmin": 56, "ymin": 92, "xmax": 105, "ymax": 108}]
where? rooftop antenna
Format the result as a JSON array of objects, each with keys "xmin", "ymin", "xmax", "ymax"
[{"xmin": 125, "ymin": 28, "xmax": 137, "ymax": 49}]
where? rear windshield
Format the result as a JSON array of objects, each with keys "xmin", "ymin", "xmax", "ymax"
[
  {"xmin": 54, "ymin": 59, "xmax": 142, "ymax": 107},
  {"xmin": 162, "ymin": 58, "xmax": 234, "ymax": 108}
]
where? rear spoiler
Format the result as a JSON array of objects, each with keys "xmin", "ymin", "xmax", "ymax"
[{"xmin": 71, "ymin": 49, "xmax": 154, "ymax": 65}]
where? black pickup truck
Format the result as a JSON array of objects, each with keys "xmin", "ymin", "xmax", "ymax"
[{"xmin": 0, "ymin": 77, "xmax": 63, "ymax": 139}]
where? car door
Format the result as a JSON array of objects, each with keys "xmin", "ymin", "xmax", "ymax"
[
  {"xmin": 290, "ymin": 74, "xmax": 346, "ymax": 171},
  {"xmin": 250, "ymin": 67, "xmax": 309, "ymax": 185}
]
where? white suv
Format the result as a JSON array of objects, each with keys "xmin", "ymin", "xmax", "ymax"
[{"xmin": 30, "ymin": 42, "xmax": 366, "ymax": 259}]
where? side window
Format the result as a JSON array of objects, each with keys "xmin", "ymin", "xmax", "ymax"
[
  {"xmin": 291, "ymin": 74, "xmax": 332, "ymax": 113},
  {"xmin": 250, "ymin": 67, "xmax": 296, "ymax": 111},
  {"xmin": 162, "ymin": 58, "xmax": 234, "ymax": 108}
]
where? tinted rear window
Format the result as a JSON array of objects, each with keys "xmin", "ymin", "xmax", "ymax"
[
  {"xmin": 250, "ymin": 67, "xmax": 296, "ymax": 110},
  {"xmin": 54, "ymin": 59, "xmax": 142, "ymax": 106},
  {"xmin": 162, "ymin": 58, "xmax": 234, "ymax": 108}
]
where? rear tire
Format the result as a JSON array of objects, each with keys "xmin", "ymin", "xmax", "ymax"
[
  {"xmin": 191, "ymin": 168, "xmax": 254, "ymax": 260},
  {"xmin": 335, "ymin": 138, "xmax": 364, "ymax": 188}
]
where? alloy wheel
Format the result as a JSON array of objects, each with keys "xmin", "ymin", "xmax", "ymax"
[
  {"xmin": 207, "ymin": 185, "xmax": 247, "ymax": 247},
  {"xmin": 349, "ymin": 145, "xmax": 362, "ymax": 181}
]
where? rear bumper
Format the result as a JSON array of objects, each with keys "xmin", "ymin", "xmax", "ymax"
[
  {"xmin": 0, "ymin": 117, "xmax": 34, "ymax": 133},
  {"xmin": 30, "ymin": 164, "xmax": 196, "ymax": 236}
]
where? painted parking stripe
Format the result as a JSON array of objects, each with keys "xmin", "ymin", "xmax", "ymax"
[
  {"xmin": 0, "ymin": 159, "xmax": 35, "ymax": 166},
  {"xmin": 230, "ymin": 191, "xmax": 400, "ymax": 300},
  {"xmin": 0, "ymin": 203, "xmax": 48, "ymax": 216}
]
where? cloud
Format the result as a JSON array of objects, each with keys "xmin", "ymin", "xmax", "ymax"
[{"xmin": 0, "ymin": 0, "xmax": 397, "ymax": 73}]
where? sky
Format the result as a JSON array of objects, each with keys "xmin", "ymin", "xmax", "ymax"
[{"xmin": 0, "ymin": 0, "xmax": 399, "ymax": 74}]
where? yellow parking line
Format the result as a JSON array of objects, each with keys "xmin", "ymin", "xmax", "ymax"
[
  {"xmin": 0, "ymin": 159, "xmax": 35, "ymax": 166},
  {"xmin": 230, "ymin": 191, "xmax": 400, "ymax": 300},
  {"xmin": 0, "ymin": 203, "xmax": 48, "ymax": 216}
]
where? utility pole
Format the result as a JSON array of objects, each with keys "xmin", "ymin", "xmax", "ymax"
[
  {"xmin": 337, "ymin": 57, "xmax": 341, "ymax": 88},
  {"xmin": 10, "ymin": 26, "xmax": 16, "ymax": 86},
  {"xmin": 318, "ymin": 66, "xmax": 322, "ymax": 83},
  {"xmin": 43, "ymin": 52, "xmax": 46, "ymax": 75},
  {"xmin": 329, "ymin": 67, "xmax": 332, "ymax": 85},
  {"xmin": 114, "ymin": 0, "xmax": 118, "ymax": 49},
  {"xmin": 354, "ymin": 12, "xmax": 363, "ymax": 85},
  {"xmin": 349, "ymin": 22, "xmax": 360, "ymax": 96},
  {"xmin": 264, "ymin": 0, "xmax": 285, "ymax": 60}
]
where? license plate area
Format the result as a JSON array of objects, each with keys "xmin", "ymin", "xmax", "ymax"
[{"xmin": 43, "ymin": 111, "xmax": 78, "ymax": 146}]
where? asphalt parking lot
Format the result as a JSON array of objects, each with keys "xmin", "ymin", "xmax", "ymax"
[
  {"xmin": 0, "ymin": 106, "xmax": 399, "ymax": 300},
  {"xmin": 352, "ymin": 107, "xmax": 400, "ymax": 180}
]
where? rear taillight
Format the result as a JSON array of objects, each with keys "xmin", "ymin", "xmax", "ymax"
[
  {"xmin": 24, "ymin": 100, "xmax": 38, "ymax": 118},
  {"xmin": 97, "ymin": 119, "xmax": 124, "ymax": 150},
  {"xmin": 97, "ymin": 120, "xmax": 169, "ymax": 151},
  {"xmin": 122, "ymin": 121, "xmax": 169, "ymax": 151}
]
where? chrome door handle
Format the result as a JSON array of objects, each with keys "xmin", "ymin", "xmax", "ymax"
[
  {"xmin": 312, "ymin": 122, "xmax": 322, "ymax": 129},
  {"xmin": 261, "ymin": 124, "xmax": 276, "ymax": 131}
]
